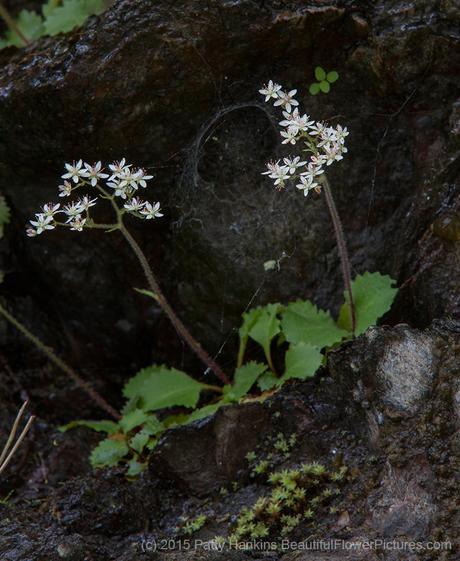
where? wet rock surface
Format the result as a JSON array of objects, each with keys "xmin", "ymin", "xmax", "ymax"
[
  {"xmin": 1, "ymin": 321, "xmax": 460, "ymax": 560},
  {"xmin": 0, "ymin": 0, "xmax": 459, "ymax": 560}
]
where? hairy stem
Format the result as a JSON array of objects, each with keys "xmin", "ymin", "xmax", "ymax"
[
  {"xmin": 0, "ymin": 304, "xmax": 121, "ymax": 420},
  {"xmin": 119, "ymin": 224, "xmax": 230, "ymax": 385},
  {"xmin": 322, "ymin": 177, "xmax": 356, "ymax": 334},
  {"xmin": 0, "ymin": 2, "xmax": 30, "ymax": 46}
]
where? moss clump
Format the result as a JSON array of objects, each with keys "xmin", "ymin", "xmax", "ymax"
[{"xmin": 229, "ymin": 463, "xmax": 347, "ymax": 540}]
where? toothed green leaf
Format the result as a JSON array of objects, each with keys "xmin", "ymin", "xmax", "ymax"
[
  {"xmin": 282, "ymin": 343, "xmax": 323, "ymax": 381},
  {"xmin": 59, "ymin": 419, "xmax": 119, "ymax": 434},
  {"xmin": 338, "ymin": 272, "xmax": 398, "ymax": 335},
  {"xmin": 281, "ymin": 300, "xmax": 348, "ymax": 348},
  {"xmin": 90, "ymin": 438, "xmax": 129, "ymax": 468},
  {"xmin": 223, "ymin": 362, "xmax": 267, "ymax": 402},
  {"xmin": 123, "ymin": 365, "xmax": 207, "ymax": 412}
]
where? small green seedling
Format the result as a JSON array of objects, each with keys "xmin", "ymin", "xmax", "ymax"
[{"xmin": 309, "ymin": 66, "xmax": 339, "ymax": 95}]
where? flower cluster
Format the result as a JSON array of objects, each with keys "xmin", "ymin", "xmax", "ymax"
[
  {"xmin": 259, "ymin": 81, "xmax": 349, "ymax": 196},
  {"xmin": 27, "ymin": 159, "xmax": 163, "ymax": 237}
]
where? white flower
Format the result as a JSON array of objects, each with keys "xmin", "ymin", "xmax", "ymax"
[
  {"xmin": 140, "ymin": 201, "xmax": 163, "ymax": 219},
  {"xmin": 280, "ymin": 126, "xmax": 299, "ymax": 145},
  {"xmin": 58, "ymin": 181, "xmax": 73, "ymax": 197},
  {"xmin": 124, "ymin": 197, "xmax": 145, "ymax": 211},
  {"xmin": 273, "ymin": 89, "xmax": 299, "ymax": 113},
  {"xmin": 62, "ymin": 160, "xmax": 85, "ymax": 184},
  {"xmin": 279, "ymin": 109, "xmax": 298, "ymax": 128},
  {"xmin": 118, "ymin": 168, "xmax": 140, "ymax": 189},
  {"xmin": 262, "ymin": 161, "xmax": 290, "ymax": 187},
  {"xmin": 41, "ymin": 202, "xmax": 60, "ymax": 217},
  {"xmin": 82, "ymin": 161, "xmax": 109, "ymax": 186},
  {"xmin": 296, "ymin": 175, "xmax": 319, "ymax": 196},
  {"xmin": 108, "ymin": 158, "xmax": 131, "ymax": 180},
  {"xmin": 69, "ymin": 217, "xmax": 87, "ymax": 231},
  {"xmin": 302, "ymin": 161, "xmax": 325, "ymax": 177},
  {"xmin": 283, "ymin": 156, "xmax": 307, "ymax": 174},
  {"xmin": 259, "ymin": 80, "xmax": 282, "ymax": 101},
  {"xmin": 132, "ymin": 168, "xmax": 154, "ymax": 188},
  {"xmin": 308, "ymin": 121, "xmax": 327, "ymax": 136},
  {"xmin": 317, "ymin": 127, "xmax": 338, "ymax": 149},
  {"xmin": 26, "ymin": 227, "xmax": 38, "ymax": 237},
  {"xmin": 107, "ymin": 180, "xmax": 129, "ymax": 199},
  {"xmin": 323, "ymin": 145, "xmax": 344, "ymax": 166},
  {"xmin": 29, "ymin": 214, "xmax": 55, "ymax": 234},
  {"xmin": 78, "ymin": 196, "xmax": 98, "ymax": 211},
  {"xmin": 334, "ymin": 124, "xmax": 349, "ymax": 145},
  {"xmin": 63, "ymin": 202, "xmax": 84, "ymax": 222}
]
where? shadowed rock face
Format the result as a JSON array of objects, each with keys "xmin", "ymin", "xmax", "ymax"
[{"xmin": 0, "ymin": 0, "xmax": 459, "ymax": 389}]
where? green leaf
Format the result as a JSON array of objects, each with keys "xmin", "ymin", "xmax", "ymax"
[
  {"xmin": 123, "ymin": 365, "xmax": 207, "ymax": 412},
  {"xmin": 248, "ymin": 304, "xmax": 281, "ymax": 369},
  {"xmin": 238, "ymin": 307, "xmax": 263, "ymax": 367},
  {"xmin": 126, "ymin": 457, "xmax": 147, "ymax": 477},
  {"xmin": 281, "ymin": 300, "xmax": 348, "ymax": 348},
  {"xmin": 257, "ymin": 371, "xmax": 280, "ymax": 391},
  {"xmin": 185, "ymin": 402, "xmax": 226, "ymax": 423},
  {"xmin": 59, "ymin": 419, "xmax": 119, "ymax": 434},
  {"xmin": 2, "ymin": 10, "xmax": 45, "ymax": 47},
  {"xmin": 130, "ymin": 429, "xmax": 150, "ymax": 454},
  {"xmin": 315, "ymin": 66, "xmax": 326, "ymax": 81},
  {"xmin": 90, "ymin": 438, "xmax": 129, "ymax": 468},
  {"xmin": 282, "ymin": 343, "xmax": 323, "ymax": 381},
  {"xmin": 133, "ymin": 287, "xmax": 158, "ymax": 300},
  {"xmin": 337, "ymin": 272, "xmax": 398, "ymax": 336},
  {"xmin": 143, "ymin": 415, "xmax": 164, "ymax": 436},
  {"xmin": 119, "ymin": 409, "xmax": 149, "ymax": 434},
  {"xmin": 309, "ymin": 83, "xmax": 320, "ymax": 96},
  {"xmin": 0, "ymin": 196, "xmax": 11, "ymax": 239},
  {"xmin": 42, "ymin": 0, "xmax": 61, "ymax": 18},
  {"xmin": 223, "ymin": 362, "xmax": 267, "ymax": 402},
  {"xmin": 43, "ymin": 0, "xmax": 105, "ymax": 36},
  {"xmin": 327, "ymin": 70, "xmax": 339, "ymax": 83},
  {"xmin": 319, "ymin": 80, "xmax": 330, "ymax": 93}
]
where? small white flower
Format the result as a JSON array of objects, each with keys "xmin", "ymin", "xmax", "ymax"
[
  {"xmin": 262, "ymin": 161, "xmax": 290, "ymax": 187},
  {"xmin": 79, "ymin": 196, "xmax": 98, "ymax": 211},
  {"xmin": 259, "ymin": 80, "xmax": 282, "ymax": 102},
  {"xmin": 69, "ymin": 217, "xmax": 87, "ymax": 231},
  {"xmin": 323, "ymin": 145, "xmax": 343, "ymax": 166},
  {"xmin": 41, "ymin": 202, "xmax": 60, "ymax": 217},
  {"xmin": 107, "ymin": 180, "xmax": 129, "ymax": 199},
  {"xmin": 296, "ymin": 175, "xmax": 319, "ymax": 196},
  {"xmin": 82, "ymin": 161, "xmax": 109, "ymax": 186},
  {"xmin": 132, "ymin": 168, "xmax": 154, "ymax": 188},
  {"xmin": 273, "ymin": 89, "xmax": 299, "ymax": 113},
  {"xmin": 140, "ymin": 201, "xmax": 163, "ymax": 219},
  {"xmin": 333, "ymin": 124, "xmax": 349, "ymax": 145},
  {"xmin": 124, "ymin": 197, "xmax": 145, "ymax": 211},
  {"xmin": 308, "ymin": 121, "xmax": 327, "ymax": 136},
  {"xmin": 283, "ymin": 156, "xmax": 307, "ymax": 174},
  {"xmin": 26, "ymin": 227, "xmax": 38, "ymax": 237},
  {"xmin": 279, "ymin": 109, "xmax": 298, "ymax": 128},
  {"xmin": 302, "ymin": 161, "xmax": 325, "ymax": 177},
  {"xmin": 280, "ymin": 126, "xmax": 298, "ymax": 145},
  {"xmin": 30, "ymin": 214, "xmax": 55, "ymax": 234},
  {"xmin": 58, "ymin": 181, "xmax": 73, "ymax": 197},
  {"xmin": 63, "ymin": 202, "xmax": 84, "ymax": 222},
  {"xmin": 108, "ymin": 158, "xmax": 131, "ymax": 180},
  {"xmin": 62, "ymin": 160, "xmax": 85, "ymax": 184}
]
